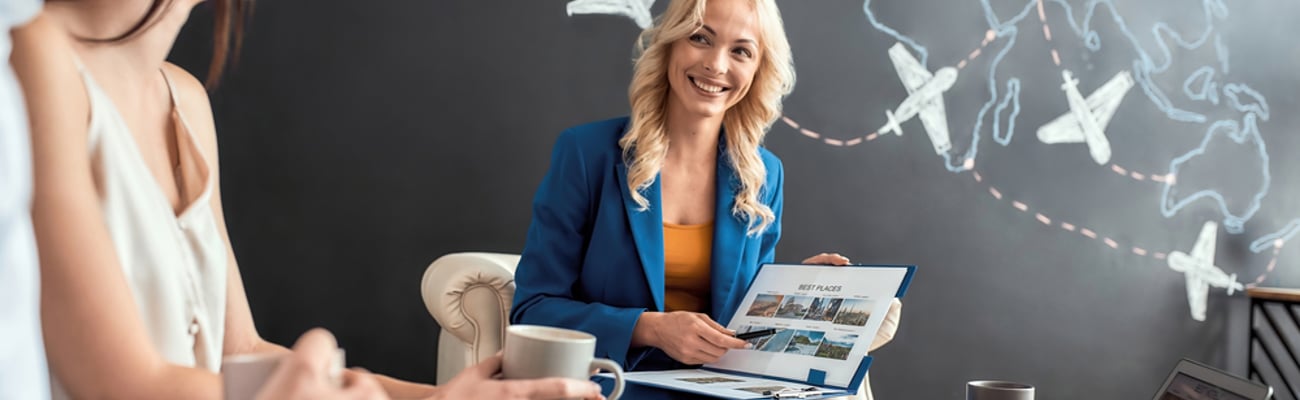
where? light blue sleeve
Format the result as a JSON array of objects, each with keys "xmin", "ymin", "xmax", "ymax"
[{"xmin": 2, "ymin": 0, "xmax": 42, "ymax": 29}]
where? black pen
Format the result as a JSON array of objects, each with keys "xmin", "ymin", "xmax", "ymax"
[{"xmin": 736, "ymin": 328, "xmax": 778, "ymax": 340}]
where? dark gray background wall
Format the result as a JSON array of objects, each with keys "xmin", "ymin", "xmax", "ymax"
[{"xmin": 171, "ymin": 0, "xmax": 1300, "ymax": 398}]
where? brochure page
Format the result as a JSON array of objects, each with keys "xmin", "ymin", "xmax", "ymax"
[{"xmin": 708, "ymin": 264, "xmax": 911, "ymax": 388}]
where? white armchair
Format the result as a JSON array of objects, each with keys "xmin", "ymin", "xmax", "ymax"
[{"xmin": 420, "ymin": 252, "xmax": 900, "ymax": 399}]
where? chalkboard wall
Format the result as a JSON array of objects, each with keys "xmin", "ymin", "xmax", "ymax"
[{"xmin": 170, "ymin": 0, "xmax": 1300, "ymax": 398}]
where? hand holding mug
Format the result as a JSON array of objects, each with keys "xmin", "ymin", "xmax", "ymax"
[
  {"xmin": 501, "ymin": 325, "xmax": 622, "ymax": 400},
  {"xmin": 223, "ymin": 328, "xmax": 382, "ymax": 400},
  {"xmin": 434, "ymin": 353, "xmax": 605, "ymax": 400}
]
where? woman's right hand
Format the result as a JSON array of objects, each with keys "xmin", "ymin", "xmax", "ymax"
[
  {"xmin": 256, "ymin": 329, "xmax": 388, "ymax": 400},
  {"xmin": 633, "ymin": 312, "xmax": 749, "ymax": 365}
]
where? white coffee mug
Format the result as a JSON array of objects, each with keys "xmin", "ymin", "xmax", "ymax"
[
  {"xmin": 502, "ymin": 325, "xmax": 624, "ymax": 400},
  {"xmin": 221, "ymin": 349, "xmax": 344, "ymax": 400}
]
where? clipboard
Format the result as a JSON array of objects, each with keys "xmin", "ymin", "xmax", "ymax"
[{"xmin": 606, "ymin": 263, "xmax": 916, "ymax": 399}]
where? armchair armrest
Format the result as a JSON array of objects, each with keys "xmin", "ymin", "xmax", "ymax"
[{"xmin": 420, "ymin": 252, "xmax": 521, "ymax": 384}]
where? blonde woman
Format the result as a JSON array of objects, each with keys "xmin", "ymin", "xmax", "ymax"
[
  {"xmin": 13, "ymin": 0, "xmax": 605, "ymax": 399},
  {"xmin": 513, "ymin": 0, "xmax": 888, "ymax": 397}
]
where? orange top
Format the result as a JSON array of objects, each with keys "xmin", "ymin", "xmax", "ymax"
[{"xmin": 663, "ymin": 221, "xmax": 714, "ymax": 313}]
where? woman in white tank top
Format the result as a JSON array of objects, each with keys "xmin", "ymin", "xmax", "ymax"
[
  {"xmin": 11, "ymin": 1, "xmax": 605, "ymax": 399},
  {"xmin": 11, "ymin": 0, "xmax": 421, "ymax": 398}
]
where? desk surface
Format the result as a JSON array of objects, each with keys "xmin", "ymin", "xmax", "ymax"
[{"xmin": 1246, "ymin": 287, "xmax": 1300, "ymax": 303}]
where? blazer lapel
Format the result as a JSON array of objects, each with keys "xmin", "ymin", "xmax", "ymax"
[
  {"xmin": 711, "ymin": 151, "xmax": 747, "ymax": 323},
  {"xmin": 616, "ymin": 162, "xmax": 666, "ymax": 312}
]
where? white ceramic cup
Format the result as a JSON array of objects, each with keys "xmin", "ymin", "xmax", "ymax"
[
  {"xmin": 967, "ymin": 380, "xmax": 1034, "ymax": 400},
  {"xmin": 221, "ymin": 349, "xmax": 344, "ymax": 400},
  {"xmin": 502, "ymin": 325, "xmax": 624, "ymax": 400}
]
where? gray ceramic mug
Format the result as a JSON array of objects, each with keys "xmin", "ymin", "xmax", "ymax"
[
  {"xmin": 221, "ymin": 349, "xmax": 344, "ymax": 400},
  {"xmin": 967, "ymin": 380, "xmax": 1034, "ymax": 400},
  {"xmin": 502, "ymin": 325, "xmax": 624, "ymax": 400}
]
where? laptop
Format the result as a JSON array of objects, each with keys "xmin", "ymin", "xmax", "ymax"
[{"xmin": 1151, "ymin": 358, "xmax": 1272, "ymax": 400}]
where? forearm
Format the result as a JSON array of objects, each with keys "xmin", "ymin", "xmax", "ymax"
[
  {"xmin": 372, "ymin": 373, "xmax": 438, "ymax": 400},
  {"xmin": 143, "ymin": 365, "xmax": 225, "ymax": 400},
  {"xmin": 218, "ymin": 336, "xmax": 291, "ymax": 368},
  {"xmin": 630, "ymin": 311, "xmax": 661, "ymax": 348},
  {"xmin": 231, "ymin": 338, "xmax": 435, "ymax": 399},
  {"xmin": 250, "ymin": 339, "xmax": 290, "ymax": 355},
  {"xmin": 67, "ymin": 363, "xmax": 223, "ymax": 400}
]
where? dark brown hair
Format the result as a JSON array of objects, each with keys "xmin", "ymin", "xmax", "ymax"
[
  {"xmin": 205, "ymin": 0, "xmax": 251, "ymax": 88},
  {"xmin": 70, "ymin": 0, "xmax": 252, "ymax": 88}
]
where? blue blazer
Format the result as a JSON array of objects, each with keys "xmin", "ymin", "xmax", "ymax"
[{"xmin": 510, "ymin": 117, "xmax": 783, "ymax": 371}]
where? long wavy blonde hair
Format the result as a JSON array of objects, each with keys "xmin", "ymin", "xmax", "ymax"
[{"xmin": 620, "ymin": 0, "xmax": 795, "ymax": 235}]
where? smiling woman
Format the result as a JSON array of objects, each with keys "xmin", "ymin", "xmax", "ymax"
[
  {"xmin": 511, "ymin": 0, "xmax": 883, "ymax": 398},
  {"xmin": 621, "ymin": 0, "xmax": 794, "ymax": 235}
]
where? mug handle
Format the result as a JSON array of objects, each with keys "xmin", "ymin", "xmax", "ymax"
[{"xmin": 589, "ymin": 358, "xmax": 623, "ymax": 400}]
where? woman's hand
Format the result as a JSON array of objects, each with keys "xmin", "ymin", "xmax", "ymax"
[
  {"xmin": 800, "ymin": 254, "xmax": 905, "ymax": 352},
  {"xmin": 430, "ymin": 353, "xmax": 605, "ymax": 400},
  {"xmin": 802, "ymin": 253, "xmax": 851, "ymax": 266},
  {"xmin": 256, "ymin": 329, "xmax": 388, "ymax": 400},
  {"xmin": 633, "ymin": 312, "xmax": 748, "ymax": 365}
]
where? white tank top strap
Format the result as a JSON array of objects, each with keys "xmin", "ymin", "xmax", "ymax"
[
  {"xmin": 69, "ymin": 52, "xmax": 86, "ymax": 71},
  {"xmin": 69, "ymin": 55, "xmax": 109, "ymax": 149},
  {"xmin": 155, "ymin": 66, "xmax": 215, "ymax": 218},
  {"xmin": 159, "ymin": 66, "xmax": 182, "ymax": 110}
]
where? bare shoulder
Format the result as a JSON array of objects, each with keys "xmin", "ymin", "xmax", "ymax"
[
  {"xmin": 11, "ymin": 12, "xmax": 90, "ymax": 143},
  {"xmin": 161, "ymin": 63, "xmax": 220, "ymax": 161},
  {"xmin": 11, "ymin": 11, "xmax": 74, "ymax": 69}
]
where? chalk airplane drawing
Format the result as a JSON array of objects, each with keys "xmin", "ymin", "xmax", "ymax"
[
  {"xmin": 1167, "ymin": 221, "xmax": 1244, "ymax": 321},
  {"xmin": 1036, "ymin": 70, "xmax": 1135, "ymax": 165},
  {"xmin": 880, "ymin": 42, "xmax": 958, "ymax": 155},
  {"xmin": 565, "ymin": 0, "xmax": 655, "ymax": 29}
]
